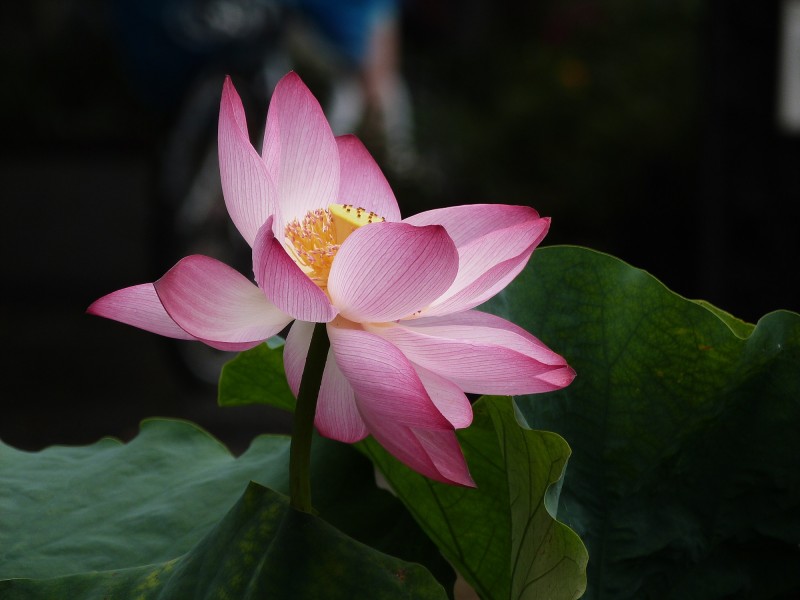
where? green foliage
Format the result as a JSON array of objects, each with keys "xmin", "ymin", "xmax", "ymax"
[
  {"xmin": 8, "ymin": 242, "xmax": 797, "ymax": 598},
  {"xmin": 218, "ymin": 339, "xmax": 296, "ymax": 411},
  {"xmin": 360, "ymin": 396, "xmax": 588, "ymax": 600},
  {"xmin": 483, "ymin": 245, "xmax": 800, "ymax": 599},
  {"xmin": 1, "ymin": 483, "xmax": 446, "ymax": 600},
  {"xmin": 0, "ymin": 420, "xmax": 450, "ymax": 598},
  {"xmin": 0, "ymin": 419, "xmax": 288, "ymax": 579}
]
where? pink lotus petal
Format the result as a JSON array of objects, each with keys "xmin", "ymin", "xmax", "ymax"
[
  {"xmin": 536, "ymin": 365, "xmax": 579, "ymax": 389},
  {"xmin": 283, "ymin": 319, "xmax": 314, "ymax": 396},
  {"xmin": 406, "ymin": 310, "xmax": 568, "ymax": 365},
  {"xmin": 253, "ymin": 218, "xmax": 337, "ymax": 322},
  {"xmin": 367, "ymin": 311, "xmax": 575, "ymax": 395},
  {"xmin": 261, "ymin": 72, "xmax": 339, "ymax": 232},
  {"xmin": 335, "ymin": 135, "xmax": 401, "ymax": 221},
  {"xmin": 413, "ymin": 428, "xmax": 475, "ymax": 487},
  {"xmin": 404, "ymin": 203, "xmax": 541, "ymax": 247},
  {"xmin": 219, "ymin": 77, "xmax": 278, "ymax": 247},
  {"xmin": 424, "ymin": 217, "xmax": 550, "ymax": 316},
  {"xmin": 328, "ymin": 324, "xmax": 452, "ymax": 429},
  {"xmin": 284, "ymin": 320, "xmax": 368, "ymax": 442},
  {"xmin": 315, "ymin": 348, "xmax": 369, "ymax": 443},
  {"xmin": 154, "ymin": 255, "xmax": 292, "ymax": 351},
  {"xmin": 87, "ymin": 283, "xmax": 196, "ymax": 340},
  {"xmin": 361, "ymin": 417, "xmax": 441, "ymax": 482},
  {"xmin": 413, "ymin": 364, "xmax": 473, "ymax": 429},
  {"xmin": 360, "ymin": 414, "xmax": 474, "ymax": 486},
  {"xmin": 328, "ymin": 222, "xmax": 459, "ymax": 323}
]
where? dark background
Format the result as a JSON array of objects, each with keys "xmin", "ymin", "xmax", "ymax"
[{"xmin": 3, "ymin": 0, "xmax": 798, "ymax": 452}]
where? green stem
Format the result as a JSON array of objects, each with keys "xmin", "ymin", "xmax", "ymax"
[{"xmin": 289, "ymin": 321, "xmax": 330, "ymax": 513}]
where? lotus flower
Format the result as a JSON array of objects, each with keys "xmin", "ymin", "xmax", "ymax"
[{"xmin": 88, "ymin": 72, "xmax": 575, "ymax": 486}]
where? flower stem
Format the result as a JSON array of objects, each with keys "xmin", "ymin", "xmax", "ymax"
[{"xmin": 289, "ymin": 321, "xmax": 330, "ymax": 513}]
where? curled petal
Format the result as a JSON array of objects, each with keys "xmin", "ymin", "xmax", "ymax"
[
  {"xmin": 424, "ymin": 217, "xmax": 550, "ymax": 317},
  {"xmin": 219, "ymin": 77, "xmax": 278, "ymax": 246},
  {"xmin": 87, "ymin": 283, "xmax": 196, "ymax": 341},
  {"xmin": 335, "ymin": 135, "xmax": 401, "ymax": 221},
  {"xmin": 328, "ymin": 324, "xmax": 452, "ymax": 430},
  {"xmin": 253, "ymin": 218, "xmax": 337, "ymax": 323},
  {"xmin": 368, "ymin": 310, "xmax": 575, "ymax": 395},
  {"xmin": 328, "ymin": 222, "xmax": 459, "ymax": 323},
  {"xmin": 403, "ymin": 203, "xmax": 541, "ymax": 247},
  {"xmin": 262, "ymin": 72, "xmax": 339, "ymax": 232},
  {"xmin": 154, "ymin": 255, "xmax": 292, "ymax": 351}
]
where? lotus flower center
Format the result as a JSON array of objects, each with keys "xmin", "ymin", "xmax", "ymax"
[{"xmin": 283, "ymin": 203, "xmax": 386, "ymax": 290}]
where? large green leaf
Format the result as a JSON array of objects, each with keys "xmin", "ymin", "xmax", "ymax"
[
  {"xmin": 0, "ymin": 419, "xmax": 451, "ymax": 597},
  {"xmin": 360, "ymin": 395, "xmax": 588, "ymax": 600},
  {"xmin": 483, "ymin": 245, "xmax": 800, "ymax": 599},
  {"xmin": 1, "ymin": 483, "xmax": 446, "ymax": 599},
  {"xmin": 0, "ymin": 419, "xmax": 289, "ymax": 579}
]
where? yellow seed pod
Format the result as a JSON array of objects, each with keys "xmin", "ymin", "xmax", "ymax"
[{"xmin": 329, "ymin": 203, "xmax": 386, "ymax": 244}]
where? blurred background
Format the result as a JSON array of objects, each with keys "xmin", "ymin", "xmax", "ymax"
[{"xmin": 2, "ymin": 0, "xmax": 799, "ymax": 452}]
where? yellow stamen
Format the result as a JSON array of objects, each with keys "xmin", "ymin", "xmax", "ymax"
[
  {"xmin": 283, "ymin": 204, "xmax": 387, "ymax": 290},
  {"xmin": 283, "ymin": 208, "xmax": 338, "ymax": 288},
  {"xmin": 329, "ymin": 203, "xmax": 387, "ymax": 245}
]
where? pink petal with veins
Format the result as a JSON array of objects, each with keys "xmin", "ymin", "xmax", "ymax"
[
  {"xmin": 368, "ymin": 310, "xmax": 575, "ymax": 395},
  {"xmin": 328, "ymin": 222, "xmax": 459, "ymax": 323},
  {"xmin": 335, "ymin": 135, "xmax": 401, "ymax": 221},
  {"xmin": 283, "ymin": 320, "xmax": 373, "ymax": 443},
  {"xmin": 314, "ymin": 348, "xmax": 369, "ymax": 443},
  {"xmin": 403, "ymin": 203, "xmax": 541, "ymax": 247},
  {"xmin": 87, "ymin": 283, "xmax": 196, "ymax": 341},
  {"xmin": 328, "ymin": 324, "xmax": 452, "ymax": 430},
  {"xmin": 424, "ymin": 217, "xmax": 550, "ymax": 317},
  {"xmin": 360, "ymin": 414, "xmax": 474, "ymax": 486},
  {"xmin": 413, "ymin": 428, "xmax": 475, "ymax": 487},
  {"xmin": 253, "ymin": 218, "xmax": 337, "ymax": 323},
  {"xmin": 413, "ymin": 364, "xmax": 473, "ymax": 429},
  {"xmin": 154, "ymin": 255, "xmax": 291, "ymax": 351},
  {"xmin": 283, "ymin": 319, "xmax": 314, "ymax": 396},
  {"xmin": 218, "ymin": 77, "xmax": 277, "ymax": 246},
  {"xmin": 262, "ymin": 72, "xmax": 339, "ymax": 232}
]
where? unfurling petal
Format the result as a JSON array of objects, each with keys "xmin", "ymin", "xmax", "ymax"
[
  {"xmin": 328, "ymin": 222, "xmax": 459, "ymax": 323},
  {"xmin": 154, "ymin": 255, "xmax": 292, "ymax": 351},
  {"xmin": 423, "ymin": 216, "xmax": 550, "ymax": 317},
  {"xmin": 368, "ymin": 310, "xmax": 575, "ymax": 395},
  {"xmin": 253, "ymin": 218, "xmax": 337, "ymax": 323},
  {"xmin": 219, "ymin": 77, "xmax": 278, "ymax": 246},
  {"xmin": 403, "ymin": 203, "xmax": 540, "ymax": 247},
  {"xmin": 87, "ymin": 283, "xmax": 196, "ymax": 341},
  {"xmin": 335, "ymin": 135, "xmax": 401, "ymax": 222},
  {"xmin": 328, "ymin": 324, "xmax": 452, "ymax": 430},
  {"xmin": 405, "ymin": 204, "xmax": 550, "ymax": 316},
  {"xmin": 262, "ymin": 72, "xmax": 339, "ymax": 231}
]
